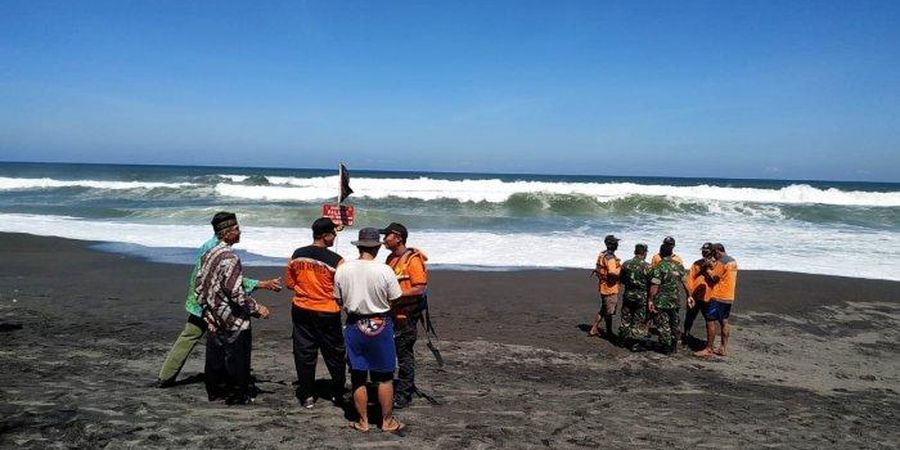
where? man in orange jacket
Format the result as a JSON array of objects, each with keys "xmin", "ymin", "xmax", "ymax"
[
  {"xmin": 694, "ymin": 243, "xmax": 738, "ymax": 358},
  {"xmin": 380, "ymin": 222, "xmax": 428, "ymax": 409},
  {"xmin": 284, "ymin": 217, "xmax": 345, "ymax": 408},
  {"xmin": 589, "ymin": 234, "xmax": 621, "ymax": 340}
]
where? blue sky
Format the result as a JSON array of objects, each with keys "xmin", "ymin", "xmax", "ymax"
[{"xmin": 1, "ymin": 1, "xmax": 898, "ymax": 181}]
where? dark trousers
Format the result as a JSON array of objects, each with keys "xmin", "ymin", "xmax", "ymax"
[
  {"xmin": 684, "ymin": 301, "xmax": 702, "ymax": 337},
  {"xmin": 291, "ymin": 306, "xmax": 346, "ymax": 401},
  {"xmin": 393, "ymin": 312, "xmax": 420, "ymax": 400},
  {"xmin": 205, "ymin": 328, "xmax": 252, "ymax": 401}
]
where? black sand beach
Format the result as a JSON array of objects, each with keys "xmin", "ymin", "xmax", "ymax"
[{"xmin": 1, "ymin": 232, "xmax": 898, "ymax": 449}]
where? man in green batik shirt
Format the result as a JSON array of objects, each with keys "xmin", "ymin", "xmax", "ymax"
[
  {"xmin": 156, "ymin": 234, "xmax": 282, "ymax": 387},
  {"xmin": 648, "ymin": 244, "xmax": 694, "ymax": 354},
  {"xmin": 618, "ymin": 243, "xmax": 651, "ymax": 352}
]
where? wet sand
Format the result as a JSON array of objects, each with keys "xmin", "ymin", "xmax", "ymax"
[{"xmin": 1, "ymin": 232, "xmax": 898, "ymax": 449}]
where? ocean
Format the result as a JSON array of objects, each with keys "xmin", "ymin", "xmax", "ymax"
[{"xmin": 1, "ymin": 162, "xmax": 898, "ymax": 280}]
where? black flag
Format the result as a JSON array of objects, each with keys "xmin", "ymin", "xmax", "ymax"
[{"xmin": 339, "ymin": 163, "xmax": 353, "ymax": 203}]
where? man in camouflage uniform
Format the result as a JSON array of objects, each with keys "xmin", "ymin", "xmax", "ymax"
[
  {"xmin": 648, "ymin": 244, "xmax": 694, "ymax": 354},
  {"xmin": 618, "ymin": 243, "xmax": 651, "ymax": 352}
]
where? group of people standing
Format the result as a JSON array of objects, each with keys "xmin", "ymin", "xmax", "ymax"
[
  {"xmin": 157, "ymin": 212, "xmax": 429, "ymax": 433},
  {"xmin": 589, "ymin": 235, "xmax": 738, "ymax": 357}
]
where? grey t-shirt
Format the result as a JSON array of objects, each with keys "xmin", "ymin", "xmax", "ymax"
[{"xmin": 334, "ymin": 259, "xmax": 402, "ymax": 315}]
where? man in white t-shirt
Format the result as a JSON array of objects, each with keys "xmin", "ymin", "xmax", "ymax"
[{"xmin": 334, "ymin": 227, "xmax": 405, "ymax": 433}]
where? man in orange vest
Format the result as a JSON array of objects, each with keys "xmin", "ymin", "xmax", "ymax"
[
  {"xmin": 651, "ymin": 236, "xmax": 684, "ymax": 267},
  {"xmin": 683, "ymin": 242, "xmax": 714, "ymax": 347},
  {"xmin": 380, "ymin": 222, "xmax": 428, "ymax": 409},
  {"xmin": 284, "ymin": 218, "xmax": 345, "ymax": 408},
  {"xmin": 589, "ymin": 234, "xmax": 621, "ymax": 340},
  {"xmin": 694, "ymin": 243, "xmax": 738, "ymax": 358}
]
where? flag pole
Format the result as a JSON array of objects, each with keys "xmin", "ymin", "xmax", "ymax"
[{"xmin": 336, "ymin": 162, "xmax": 342, "ymax": 206}]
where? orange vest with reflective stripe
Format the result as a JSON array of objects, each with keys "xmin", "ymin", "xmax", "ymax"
[{"xmin": 386, "ymin": 248, "xmax": 428, "ymax": 316}]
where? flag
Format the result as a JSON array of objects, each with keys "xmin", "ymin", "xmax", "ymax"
[{"xmin": 339, "ymin": 163, "xmax": 353, "ymax": 203}]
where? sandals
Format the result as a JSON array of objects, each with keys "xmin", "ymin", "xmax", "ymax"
[{"xmin": 381, "ymin": 417, "xmax": 406, "ymax": 433}]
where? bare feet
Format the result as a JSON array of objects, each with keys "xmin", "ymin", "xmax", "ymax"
[
  {"xmin": 350, "ymin": 421, "xmax": 370, "ymax": 433},
  {"xmin": 713, "ymin": 347, "xmax": 727, "ymax": 357},
  {"xmin": 693, "ymin": 348, "xmax": 714, "ymax": 358},
  {"xmin": 588, "ymin": 329, "xmax": 600, "ymax": 337},
  {"xmin": 381, "ymin": 417, "xmax": 405, "ymax": 433}
]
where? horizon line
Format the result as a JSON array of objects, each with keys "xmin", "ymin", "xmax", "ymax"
[{"xmin": 0, "ymin": 158, "xmax": 897, "ymax": 186}]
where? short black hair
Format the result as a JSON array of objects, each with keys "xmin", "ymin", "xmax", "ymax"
[
  {"xmin": 358, "ymin": 246, "xmax": 380, "ymax": 258},
  {"xmin": 312, "ymin": 217, "xmax": 336, "ymax": 239},
  {"xmin": 713, "ymin": 243, "xmax": 725, "ymax": 253},
  {"xmin": 659, "ymin": 244, "xmax": 673, "ymax": 258}
]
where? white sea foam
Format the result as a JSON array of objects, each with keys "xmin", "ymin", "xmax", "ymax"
[
  {"xmin": 1, "ymin": 213, "xmax": 897, "ymax": 281},
  {"xmin": 0, "ymin": 177, "xmax": 194, "ymax": 190},
  {"xmin": 213, "ymin": 175, "xmax": 900, "ymax": 207},
  {"xmin": 1, "ymin": 174, "xmax": 896, "ymax": 207}
]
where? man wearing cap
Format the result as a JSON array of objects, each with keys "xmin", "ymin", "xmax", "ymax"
[
  {"xmin": 380, "ymin": 222, "xmax": 428, "ymax": 409},
  {"xmin": 195, "ymin": 212, "xmax": 271, "ymax": 404},
  {"xmin": 618, "ymin": 243, "xmax": 651, "ymax": 351},
  {"xmin": 695, "ymin": 243, "xmax": 738, "ymax": 358},
  {"xmin": 284, "ymin": 217, "xmax": 345, "ymax": 408},
  {"xmin": 334, "ymin": 227, "xmax": 405, "ymax": 433},
  {"xmin": 683, "ymin": 242, "xmax": 715, "ymax": 347},
  {"xmin": 589, "ymin": 235, "xmax": 622, "ymax": 339},
  {"xmin": 157, "ymin": 226, "xmax": 281, "ymax": 388},
  {"xmin": 647, "ymin": 244, "xmax": 693, "ymax": 354},
  {"xmin": 651, "ymin": 236, "xmax": 684, "ymax": 268}
]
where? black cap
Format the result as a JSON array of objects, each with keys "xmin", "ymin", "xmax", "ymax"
[
  {"xmin": 352, "ymin": 227, "xmax": 382, "ymax": 247},
  {"xmin": 604, "ymin": 234, "xmax": 620, "ymax": 245},
  {"xmin": 379, "ymin": 222, "xmax": 408, "ymax": 241},
  {"xmin": 211, "ymin": 212, "xmax": 237, "ymax": 232},
  {"xmin": 312, "ymin": 217, "xmax": 336, "ymax": 237},
  {"xmin": 701, "ymin": 242, "xmax": 713, "ymax": 251},
  {"xmin": 663, "ymin": 236, "xmax": 675, "ymax": 246},
  {"xmin": 635, "ymin": 243, "xmax": 648, "ymax": 253}
]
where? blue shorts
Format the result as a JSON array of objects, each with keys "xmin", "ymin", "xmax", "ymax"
[
  {"xmin": 344, "ymin": 315, "xmax": 396, "ymax": 372},
  {"xmin": 704, "ymin": 300, "xmax": 732, "ymax": 322}
]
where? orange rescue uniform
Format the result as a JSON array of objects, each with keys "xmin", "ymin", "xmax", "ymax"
[
  {"xmin": 596, "ymin": 251, "xmax": 621, "ymax": 296},
  {"xmin": 709, "ymin": 256, "xmax": 738, "ymax": 302},
  {"xmin": 285, "ymin": 253, "xmax": 342, "ymax": 313},
  {"xmin": 687, "ymin": 260, "xmax": 714, "ymax": 303},
  {"xmin": 386, "ymin": 248, "xmax": 428, "ymax": 318},
  {"xmin": 651, "ymin": 253, "xmax": 683, "ymax": 268}
]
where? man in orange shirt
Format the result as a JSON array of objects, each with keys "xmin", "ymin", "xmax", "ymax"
[
  {"xmin": 284, "ymin": 217, "xmax": 345, "ymax": 408},
  {"xmin": 683, "ymin": 242, "xmax": 714, "ymax": 347},
  {"xmin": 694, "ymin": 243, "xmax": 738, "ymax": 358},
  {"xmin": 589, "ymin": 234, "xmax": 621, "ymax": 340},
  {"xmin": 380, "ymin": 222, "xmax": 428, "ymax": 409},
  {"xmin": 651, "ymin": 236, "xmax": 684, "ymax": 267}
]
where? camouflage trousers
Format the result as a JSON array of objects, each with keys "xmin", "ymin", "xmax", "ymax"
[
  {"xmin": 618, "ymin": 299, "xmax": 648, "ymax": 341},
  {"xmin": 652, "ymin": 307, "xmax": 680, "ymax": 348}
]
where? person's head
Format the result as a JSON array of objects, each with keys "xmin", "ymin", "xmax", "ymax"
[
  {"xmin": 713, "ymin": 243, "xmax": 726, "ymax": 257},
  {"xmin": 311, "ymin": 217, "xmax": 337, "ymax": 247},
  {"xmin": 663, "ymin": 236, "xmax": 676, "ymax": 248},
  {"xmin": 634, "ymin": 243, "xmax": 648, "ymax": 259},
  {"xmin": 352, "ymin": 227, "xmax": 382, "ymax": 257},
  {"xmin": 701, "ymin": 242, "xmax": 713, "ymax": 259},
  {"xmin": 212, "ymin": 211, "xmax": 240, "ymax": 244},
  {"xmin": 604, "ymin": 234, "xmax": 620, "ymax": 251},
  {"xmin": 659, "ymin": 244, "xmax": 673, "ymax": 258},
  {"xmin": 379, "ymin": 222, "xmax": 408, "ymax": 250}
]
